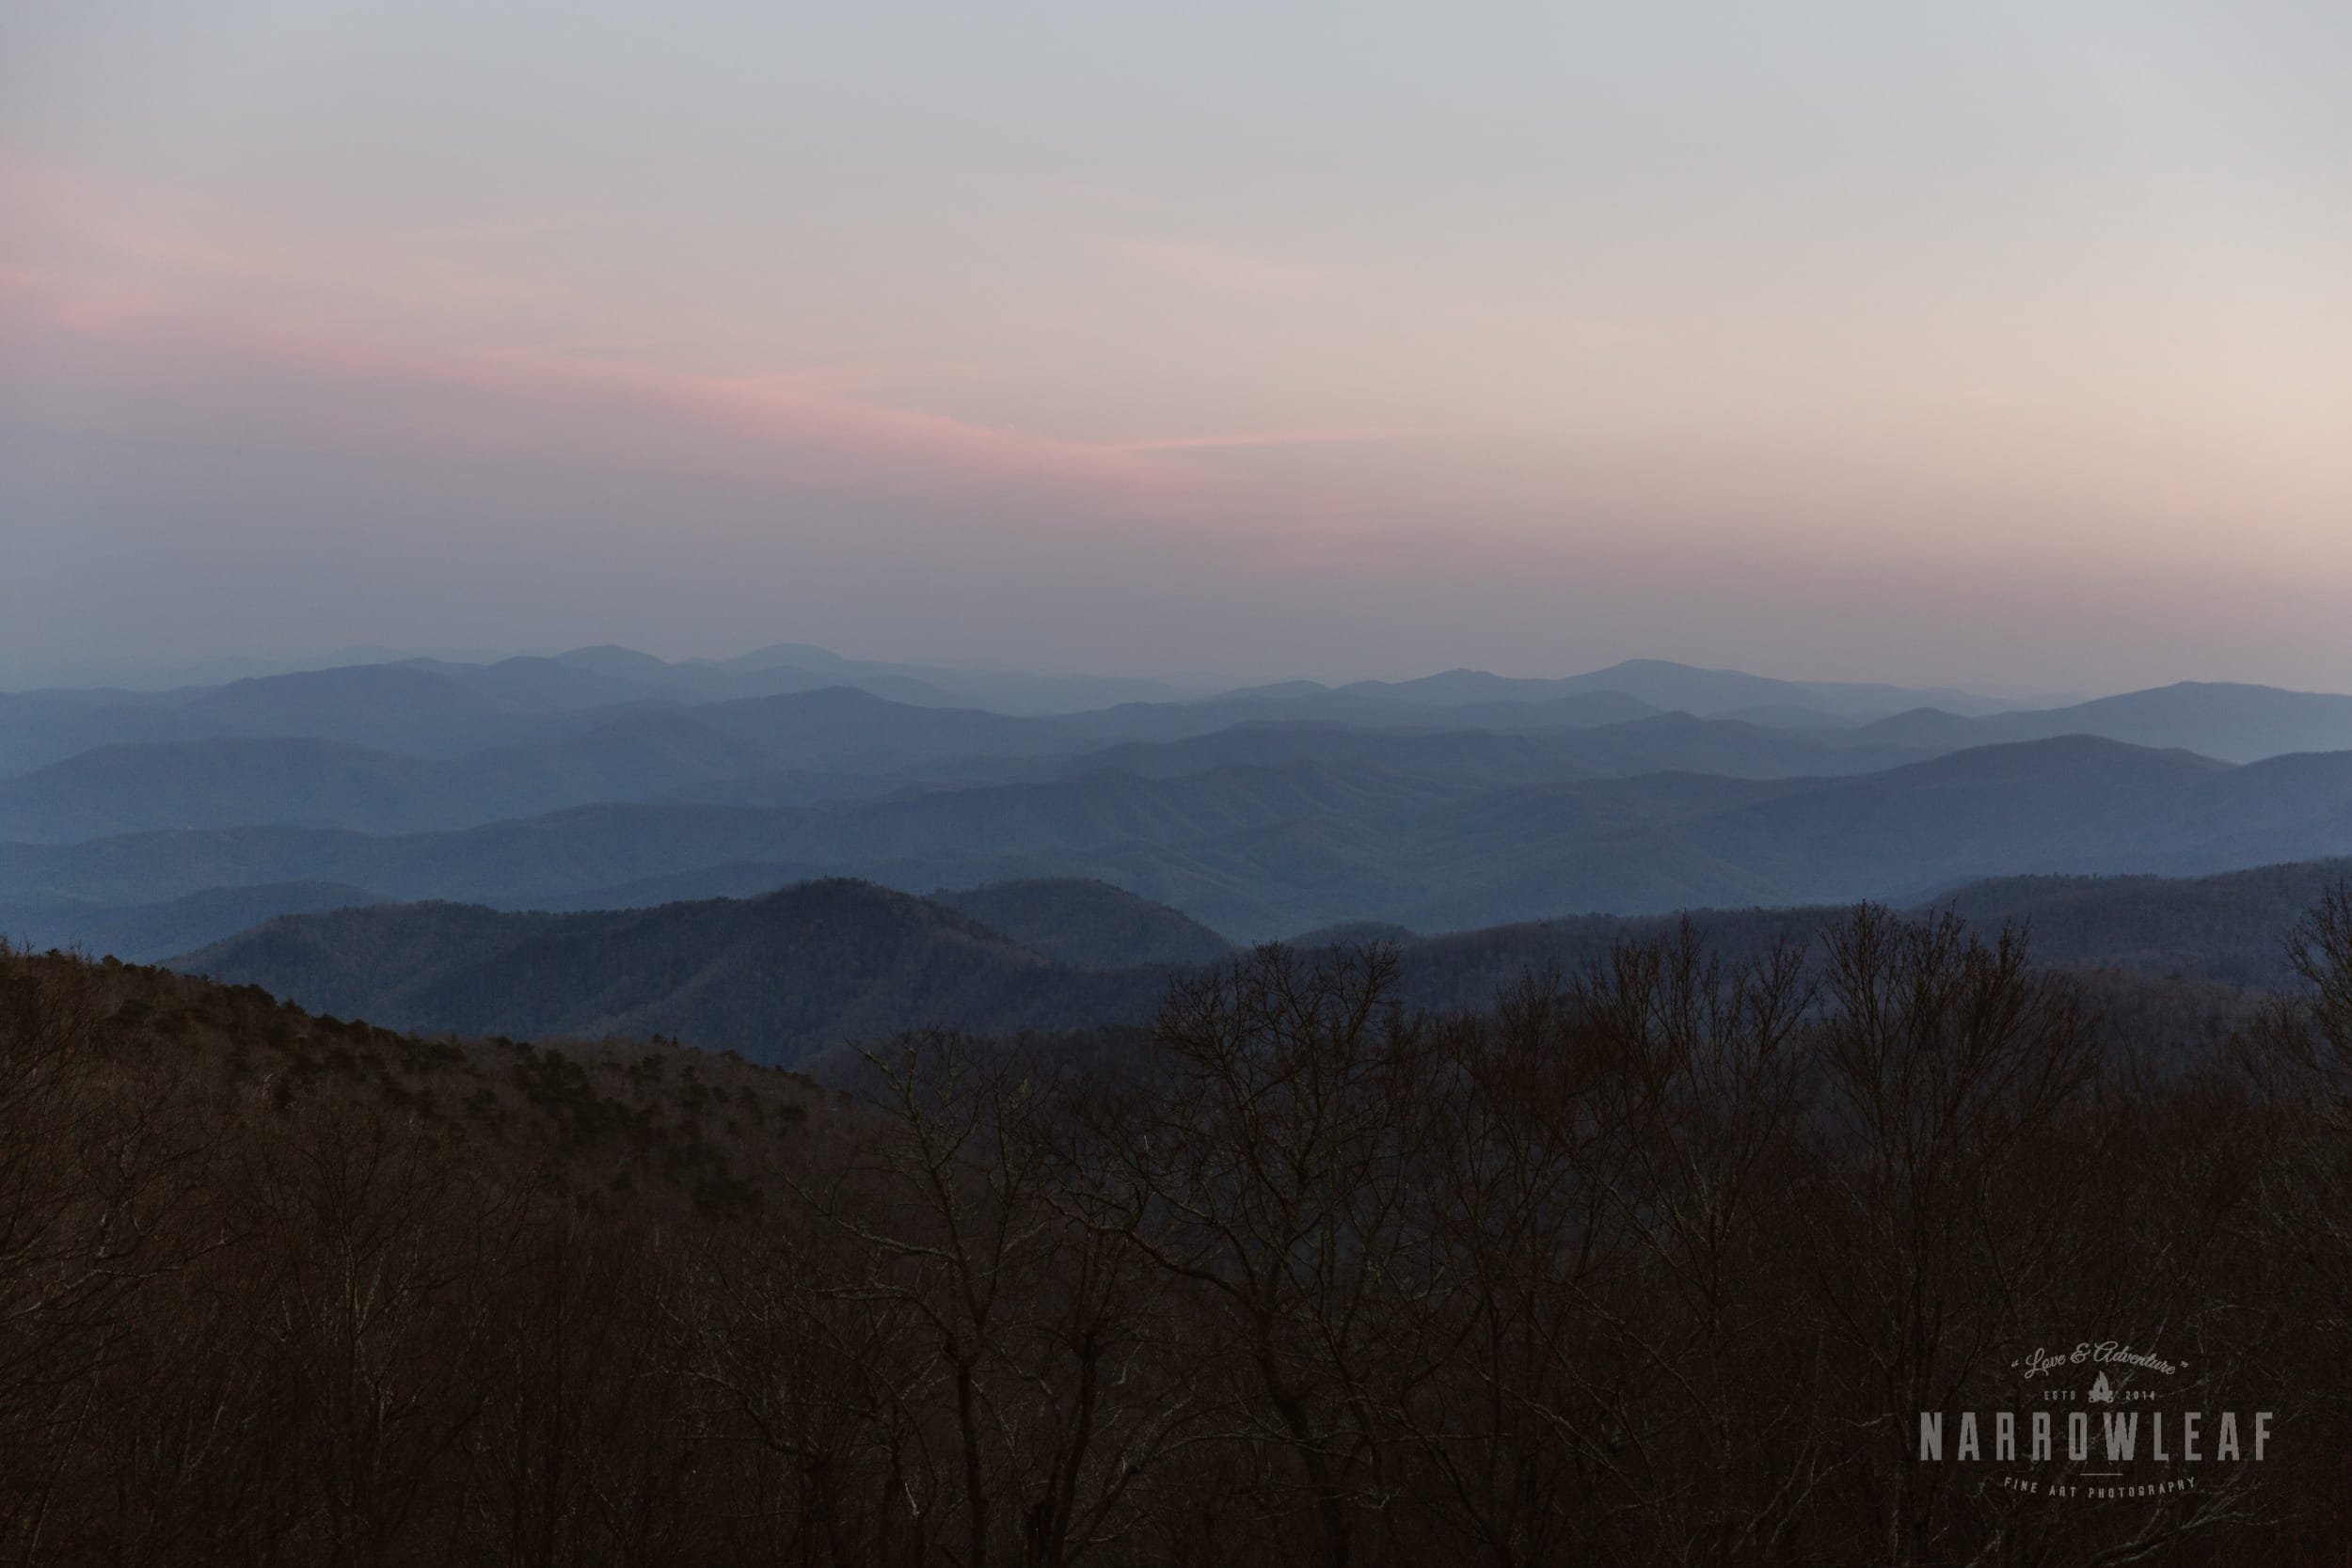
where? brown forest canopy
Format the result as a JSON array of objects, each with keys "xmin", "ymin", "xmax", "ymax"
[{"xmin": 5, "ymin": 892, "xmax": 2352, "ymax": 1565}]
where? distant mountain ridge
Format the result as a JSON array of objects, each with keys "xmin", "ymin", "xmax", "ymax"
[
  {"xmin": 8, "ymin": 647, "xmax": 2352, "ymax": 950},
  {"xmin": 1854, "ymin": 682, "xmax": 2352, "ymax": 764},
  {"xmin": 0, "ymin": 648, "xmax": 2053, "ymax": 779},
  {"xmin": 10, "ymin": 732, "xmax": 2344, "ymax": 942},
  {"xmin": 1318, "ymin": 659, "xmax": 2044, "ymax": 720},
  {"xmin": 0, "ymin": 697, "xmax": 1936, "ymax": 845},
  {"xmin": 3, "ymin": 647, "xmax": 2335, "ymax": 791}
]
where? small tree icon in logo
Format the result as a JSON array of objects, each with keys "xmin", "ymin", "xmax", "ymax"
[{"xmin": 2089, "ymin": 1372, "xmax": 2116, "ymax": 1404}]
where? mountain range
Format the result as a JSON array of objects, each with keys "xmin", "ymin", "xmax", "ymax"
[
  {"xmin": 0, "ymin": 646, "xmax": 2055, "ymax": 780},
  {"xmin": 9, "ymin": 732, "xmax": 2352, "ymax": 942},
  {"xmin": 0, "ymin": 699, "xmax": 1943, "ymax": 845},
  {"xmin": 8, "ymin": 645, "xmax": 2352, "ymax": 962}
]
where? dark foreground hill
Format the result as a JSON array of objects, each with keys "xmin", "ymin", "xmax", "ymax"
[
  {"xmin": 176, "ymin": 879, "xmax": 1177, "ymax": 1065},
  {"xmin": 10, "ymin": 900, "xmax": 2352, "ymax": 1563}
]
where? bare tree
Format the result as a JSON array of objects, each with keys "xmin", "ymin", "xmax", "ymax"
[{"xmin": 1069, "ymin": 944, "xmax": 1433, "ymax": 1568}]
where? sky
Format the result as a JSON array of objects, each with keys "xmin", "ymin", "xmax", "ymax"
[{"xmin": 3, "ymin": 1, "xmax": 2348, "ymax": 693}]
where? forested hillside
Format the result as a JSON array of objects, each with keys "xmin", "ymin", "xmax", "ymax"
[
  {"xmin": 174, "ymin": 879, "xmax": 1179, "ymax": 1065},
  {"xmin": 166, "ymin": 862, "xmax": 2341, "ymax": 1067},
  {"xmin": 1929, "ymin": 857, "xmax": 2352, "ymax": 988},
  {"xmin": 9, "ymin": 892, "xmax": 2352, "ymax": 1563},
  {"xmin": 930, "ymin": 876, "xmax": 1234, "ymax": 967}
]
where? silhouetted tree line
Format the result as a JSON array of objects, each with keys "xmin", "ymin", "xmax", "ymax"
[{"xmin": 5, "ymin": 894, "xmax": 2352, "ymax": 1565}]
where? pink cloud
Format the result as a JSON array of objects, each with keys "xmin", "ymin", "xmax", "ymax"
[
  {"xmin": 1, "ymin": 277, "xmax": 1197, "ymax": 501},
  {"xmin": 1, "ymin": 150, "xmax": 1447, "ymax": 526},
  {"xmin": 0, "ymin": 152, "xmax": 1228, "ymax": 506}
]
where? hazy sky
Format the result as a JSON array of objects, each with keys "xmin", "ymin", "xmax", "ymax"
[{"xmin": 4, "ymin": 2, "xmax": 2347, "ymax": 692}]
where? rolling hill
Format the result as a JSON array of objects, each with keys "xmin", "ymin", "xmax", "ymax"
[
  {"xmin": 931, "ymin": 877, "xmax": 1234, "ymax": 967},
  {"xmin": 175, "ymin": 879, "xmax": 1177, "ymax": 1066},
  {"xmin": 166, "ymin": 853, "xmax": 2352, "ymax": 1072},
  {"xmin": 1922, "ymin": 857, "xmax": 2352, "ymax": 989},
  {"xmin": 0, "ymin": 688, "xmax": 243, "ymax": 776}
]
